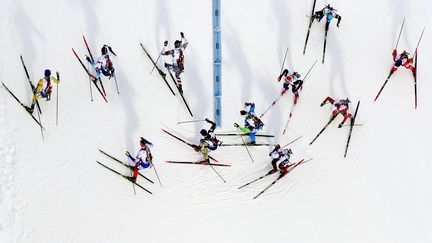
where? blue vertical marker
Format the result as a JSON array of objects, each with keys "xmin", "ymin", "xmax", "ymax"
[{"xmin": 213, "ymin": 0, "xmax": 222, "ymax": 127}]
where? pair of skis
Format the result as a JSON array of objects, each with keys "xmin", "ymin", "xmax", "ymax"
[
  {"xmin": 140, "ymin": 43, "xmax": 193, "ymax": 117},
  {"xmin": 374, "ymin": 20, "xmax": 425, "ymax": 109},
  {"xmin": 72, "ymin": 35, "xmax": 108, "ymax": 102},
  {"xmin": 281, "ymin": 60, "xmax": 318, "ymax": 134},
  {"xmin": 309, "ymin": 101, "xmax": 361, "ymax": 158},
  {"xmin": 303, "ymin": 0, "xmax": 336, "ymax": 63},
  {"xmin": 97, "ymin": 149, "xmax": 154, "ymax": 194},
  {"xmin": 239, "ymin": 158, "xmax": 311, "ymax": 199}
]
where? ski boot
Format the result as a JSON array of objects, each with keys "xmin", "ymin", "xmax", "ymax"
[
  {"xmin": 25, "ymin": 106, "xmax": 34, "ymax": 114},
  {"xmin": 234, "ymin": 123, "xmax": 240, "ymax": 128},
  {"xmin": 128, "ymin": 176, "xmax": 137, "ymax": 183},
  {"xmin": 158, "ymin": 70, "xmax": 167, "ymax": 78},
  {"xmin": 178, "ymin": 84, "xmax": 183, "ymax": 94}
]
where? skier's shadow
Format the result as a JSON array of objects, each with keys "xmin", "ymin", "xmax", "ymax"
[{"xmin": 328, "ymin": 32, "xmax": 349, "ymax": 98}]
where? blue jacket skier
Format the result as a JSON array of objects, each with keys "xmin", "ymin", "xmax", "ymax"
[
  {"xmin": 312, "ymin": 4, "xmax": 342, "ymax": 27},
  {"xmin": 234, "ymin": 102, "xmax": 264, "ymax": 144}
]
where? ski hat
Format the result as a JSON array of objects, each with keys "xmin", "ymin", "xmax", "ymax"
[
  {"xmin": 174, "ymin": 40, "xmax": 181, "ymax": 48},
  {"xmin": 140, "ymin": 137, "xmax": 151, "ymax": 147},
  {"xmin": 345, "ymin": 98, "xmax": 351, "ymax": 103},
  {"xmin": 240, "ymin": 110, "xmax": 247, "ymax": 116},
  {"xmin": 44, "ymin": 69, "xmax": 51, "ymax": 77},
  {"xmin": 200, "ymin": 129, "xmax": 208, "ymax": 136},
  {"xmin": 101, "ymin": 45, "xmax": 108, "ymax": 55}
]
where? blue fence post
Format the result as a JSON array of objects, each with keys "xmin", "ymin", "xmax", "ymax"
[{"xmin": 213, "ymin": 0, "xmax": 222, "ymax": 127}]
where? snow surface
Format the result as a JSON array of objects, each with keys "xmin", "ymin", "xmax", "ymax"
[{"xmin": 1, "ymin": 0, "xmax": 432, "ymax": 242}]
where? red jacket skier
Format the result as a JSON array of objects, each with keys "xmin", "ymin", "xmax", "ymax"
[
  {"xmin": 391, "ymin": 50, "xmax": 415, "ymax": 76},
  {"xmin": 320, "ymin": 97, "xmax": 353, "ymax": 128}
]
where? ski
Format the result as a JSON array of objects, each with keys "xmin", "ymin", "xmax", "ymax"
[
  {"xmin": 165, "ymin": 161, "xmax": 231, "ymax": 167},
  {"xmin": 98, "ymin": 149, "xmax": 154, "ymax": 184},
  {"xmin": 238, "ymin": 171, "xmax": 276, "ymax": 189},
  {"xmin": 166, "ymin": 69, "xmax": 193, "ymax": 117},
  {"xmin": 96, "ymin": 161, "xmax": 152, "ymax": 194},
  {"xmin": 72, "ymin": 48, "xmax": 108, "ymax": 102},
  {"xmin": 139, "ymin": 43, "xmax": 176, "ymax": 96},
  {"xmin": 344, "ymin": 101, "xmax": 360, "ymax": 158},
  {"xmin": 2, "ymin": 83, "xmax": 45, "ymax": 129},
  {"xmin": 374, "ymin": 71, "xmax": 394, "ymax": 102},
  {"xmin": 303, "ymin": 0, "xmax": 317, "ymax": 54},
  {"xmin": 220, "ymin": 143, "xmax": 274, "ymax": 147},
  {"xmin": 414, "ymin": 50, "xmax": 418, "ymax": 109},
  {"xmin": 413, "ymin": 27, "xmax": 425, "ymax": 109},
  {"xmin": 309, "ymin": 115, "xmax": 337, "ymax": 145},
  {"xmin": 215, "ymin": 133, "xmax": 274, "ymax": 137},
  {"xmin": 322, "ymin": 22, "xmax": 329, "ymax": 63},
  {"xmin": 83, "ymin": 35, "xmax": 106, "ymax": 97},
  {"xmin": 282, "ymin": 104, "xmax": 296, "ymax": 134},
  {"xmin": 20, "ymin": 55, "xmax": 42, "ymax": 114},
  {"xmin": 161, "ymin": 129, "xmax": 219, "ymax": 163},
  {"xmin": 253, "ymin": 159, "xmax": 306, "ymax": 199}
]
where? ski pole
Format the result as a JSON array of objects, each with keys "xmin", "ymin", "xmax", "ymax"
[
  {"xmin": 152, "ymin": 163, "xmax": 163, "ymax": 188},
  {"xmin": 113, "ymin": 75, "xmax": 120, "ymax": 94},
  {"xmin": 177, "ymin": 119, "xmax": 206, "ymax": 124},
  {"xmin": 280, "ymin": 47, "xmax": 289, "ymax": 75},
  {"xmin": 180, "ymin": 32, "xmax": 188, "ymax": 43},
  {"xmin": 395, "ymin": 18, "xmax": 405, "ymax": 50},
  {"xmin": 36, "ymin": 108, "xmax": 45, "ymax": 142},
  {"xmin": 56, "ymin": 71, "xmax": 60, "ymax": 126},
  {"xmin": 260, "ymin": 94, "xmax": 283, "ymax": 118},
  {"xmin": 151, "ymin": 41, "xmax": 168, "ymax": 74},
  {"xmin": 302, "ymin": 60, "xmax": 318, "ymax": 81},
  {"xmin": 236, "ymin": 127, "xmax": 254, "ymax": 163},
  {"xmin": 414, "ymin": 27, "xmax": 426, "ymax": 56},
  {"xmin": 282, "ymin": 136, "xmax": 302, "ymax": 148}
]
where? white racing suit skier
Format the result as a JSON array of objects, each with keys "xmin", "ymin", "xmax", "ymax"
[
  {"xmin": 162, "ymin": 37, "xmax": 188, "ymax": 93},
  {"xmin": 268, "ymin": 144, "xmax": 294, "ymax": 177},
  {"xmin": 126, "ymin": 137, "xmax": 153, "ymax": 182}
]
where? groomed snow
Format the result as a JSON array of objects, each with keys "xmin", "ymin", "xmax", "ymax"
[{"xmin": 1, "ymin": 0, "xmax": 432, "ymax": 242}]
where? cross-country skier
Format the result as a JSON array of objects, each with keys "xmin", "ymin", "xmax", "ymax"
[
  {"xmin": 86, "ymin": 45, "xmax": 116, "ymax": 80},
  {"xmin": 194, "ymin": 118, "xmax": 220, "ymax": 162},
  {"xmin": 320, "ymin": 97, "xmax": 353, "ymax": 128},
  {"xmin": 268, "ymin": 144, "xmax": 294, "ymax": 176},
  {"xmin": 25, "ymin": 69, "xmax": 60, "ymax": 114},
  {"xmin": 125, "ymin": 137, "xmax": 153, "ymax": 182},
  {"xmin": 234, "ymin": 102, "xmax": 264, "ymax": 144},
  {"xmin": 312, "ymin": 4, "xmax": 342, "ymax": 27},
  {"xmin": 391, "ymin": 50, "xmax": 416, "ymax": 77},
  {"xmin": 162, "ymin": 35, "xmax": 189, "ymax": 93},
  {"xmin": 278, "ymin": 69, "xmax": 304, "ymax": 104}
]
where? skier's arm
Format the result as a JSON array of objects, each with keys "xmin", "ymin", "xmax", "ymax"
[
  {"xmin": 205, "ymin": 118, "xmax": 216, "ymax": 132},
  {"xmin": 163, "ymin": 49, "xmax": 174, "ymax": 56},
  {"xmin": 245, "ymin": 102, "xmax": 255, "ymax": 113},
  {"xmin": 278, "ymin": 69, "xmax": 289, "ymax": 82},
  {"xmin": 51, "ymin": 76, "xmax": 60, "ymax": 84}
]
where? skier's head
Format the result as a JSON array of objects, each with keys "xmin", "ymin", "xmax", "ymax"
[
  {"xmin": 174, "ymin": 40, "xmax": 181, "ymax": 48},
  {"xmin": 274, "ymin": 144, "xmax": 281, "ymax": 150},
  {"xmin": 44, "ymin": 69, "xmax": 51, "ymax": 77},
  {"xmin": 395, "ymin": 59, "xmax": 402, "ymax": 67},
  {"xmin": 140, "ymin": 137, "xmax": 149, "ymax": 147},
  {"xmin": 200, "ymin": 129, "xmax": 208, "ymax": 136},
  {"xmin": 101, "ymin": 45, "xmax": 108, "ymax": 55},
  {"xmin": 344, "ymin": 98, "xmax": 351, "ymax": 103},
  {"xmin": 240, "ymin": 110, "xmax": 247, "ymax": 116}
]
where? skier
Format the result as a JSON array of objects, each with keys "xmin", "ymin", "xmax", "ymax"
[
  {"xmin": 125, "ymin": 137, "xmax": 153, "ymax": 182},
  {"xmin": 268, "ymin": 144, "xmax": 294, "ymax": 176},
  {"xmin": 320, "ymin": 97, "xmax": 353, "ymax": 128},
  {"xmin": 162, "ymin": 34, "xmax": 189, "ymax": 93},
  {"xmin": 234, "ymin": 102, "xmax": 264, "ymax": 144},
  {"xmin": 312, "ymin": 4, "xmax": 342, "ymax": 27},
  {"xmin": 86, "ymin": 45, "xmax": 116, "ymax": 80},
  {"xmin": 278, "ymin": 69, "xmax": 304, "ymax": 104},
  {"xmin": 194, "ymin": 118, "xmax": 220, "ymax": 162},
  {"xmin": 25, "ymin": 69, "xmax": 60, "ymax": 114},
  {"xmin": 390, "ymin": 50, "xmax": 416, "ymax": 77}
]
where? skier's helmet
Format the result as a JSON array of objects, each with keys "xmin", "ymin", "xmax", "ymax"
[
  {"xmin": 200, "ymin": 129, "xmax": 208, "ymax": 136},
  {"xmin": 284, "ymin": 148, "xmax": 293, "ymax": 154},
  {"xmin": 293, "ymin": 72, "xmax": 301, "ymax": 79},
  {"xmin": 345, "ymin": 98, "xmax": 351, "ymax": 103},
  {"xmin": 140, "ymin": 137, "xmax": 149, "ymax": 146},
  {"xmin": 240, "ymin": 110, "xmax": 247, "ymax": 116},
  {"xmin": 44, "ymin": 69, "xmax": 51, "ymax": 77},
  {"xmin": 174, "ymin": 40, "xmax": 181, "ymax": 48},
  {"xmin": 101, "ymin": 45, "xmax": 108, "ymax": 55}
]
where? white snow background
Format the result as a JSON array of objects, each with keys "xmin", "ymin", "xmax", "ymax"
[{"xmin": 1, "ymin": 0, "xmax": 432, "ymax": 242}]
